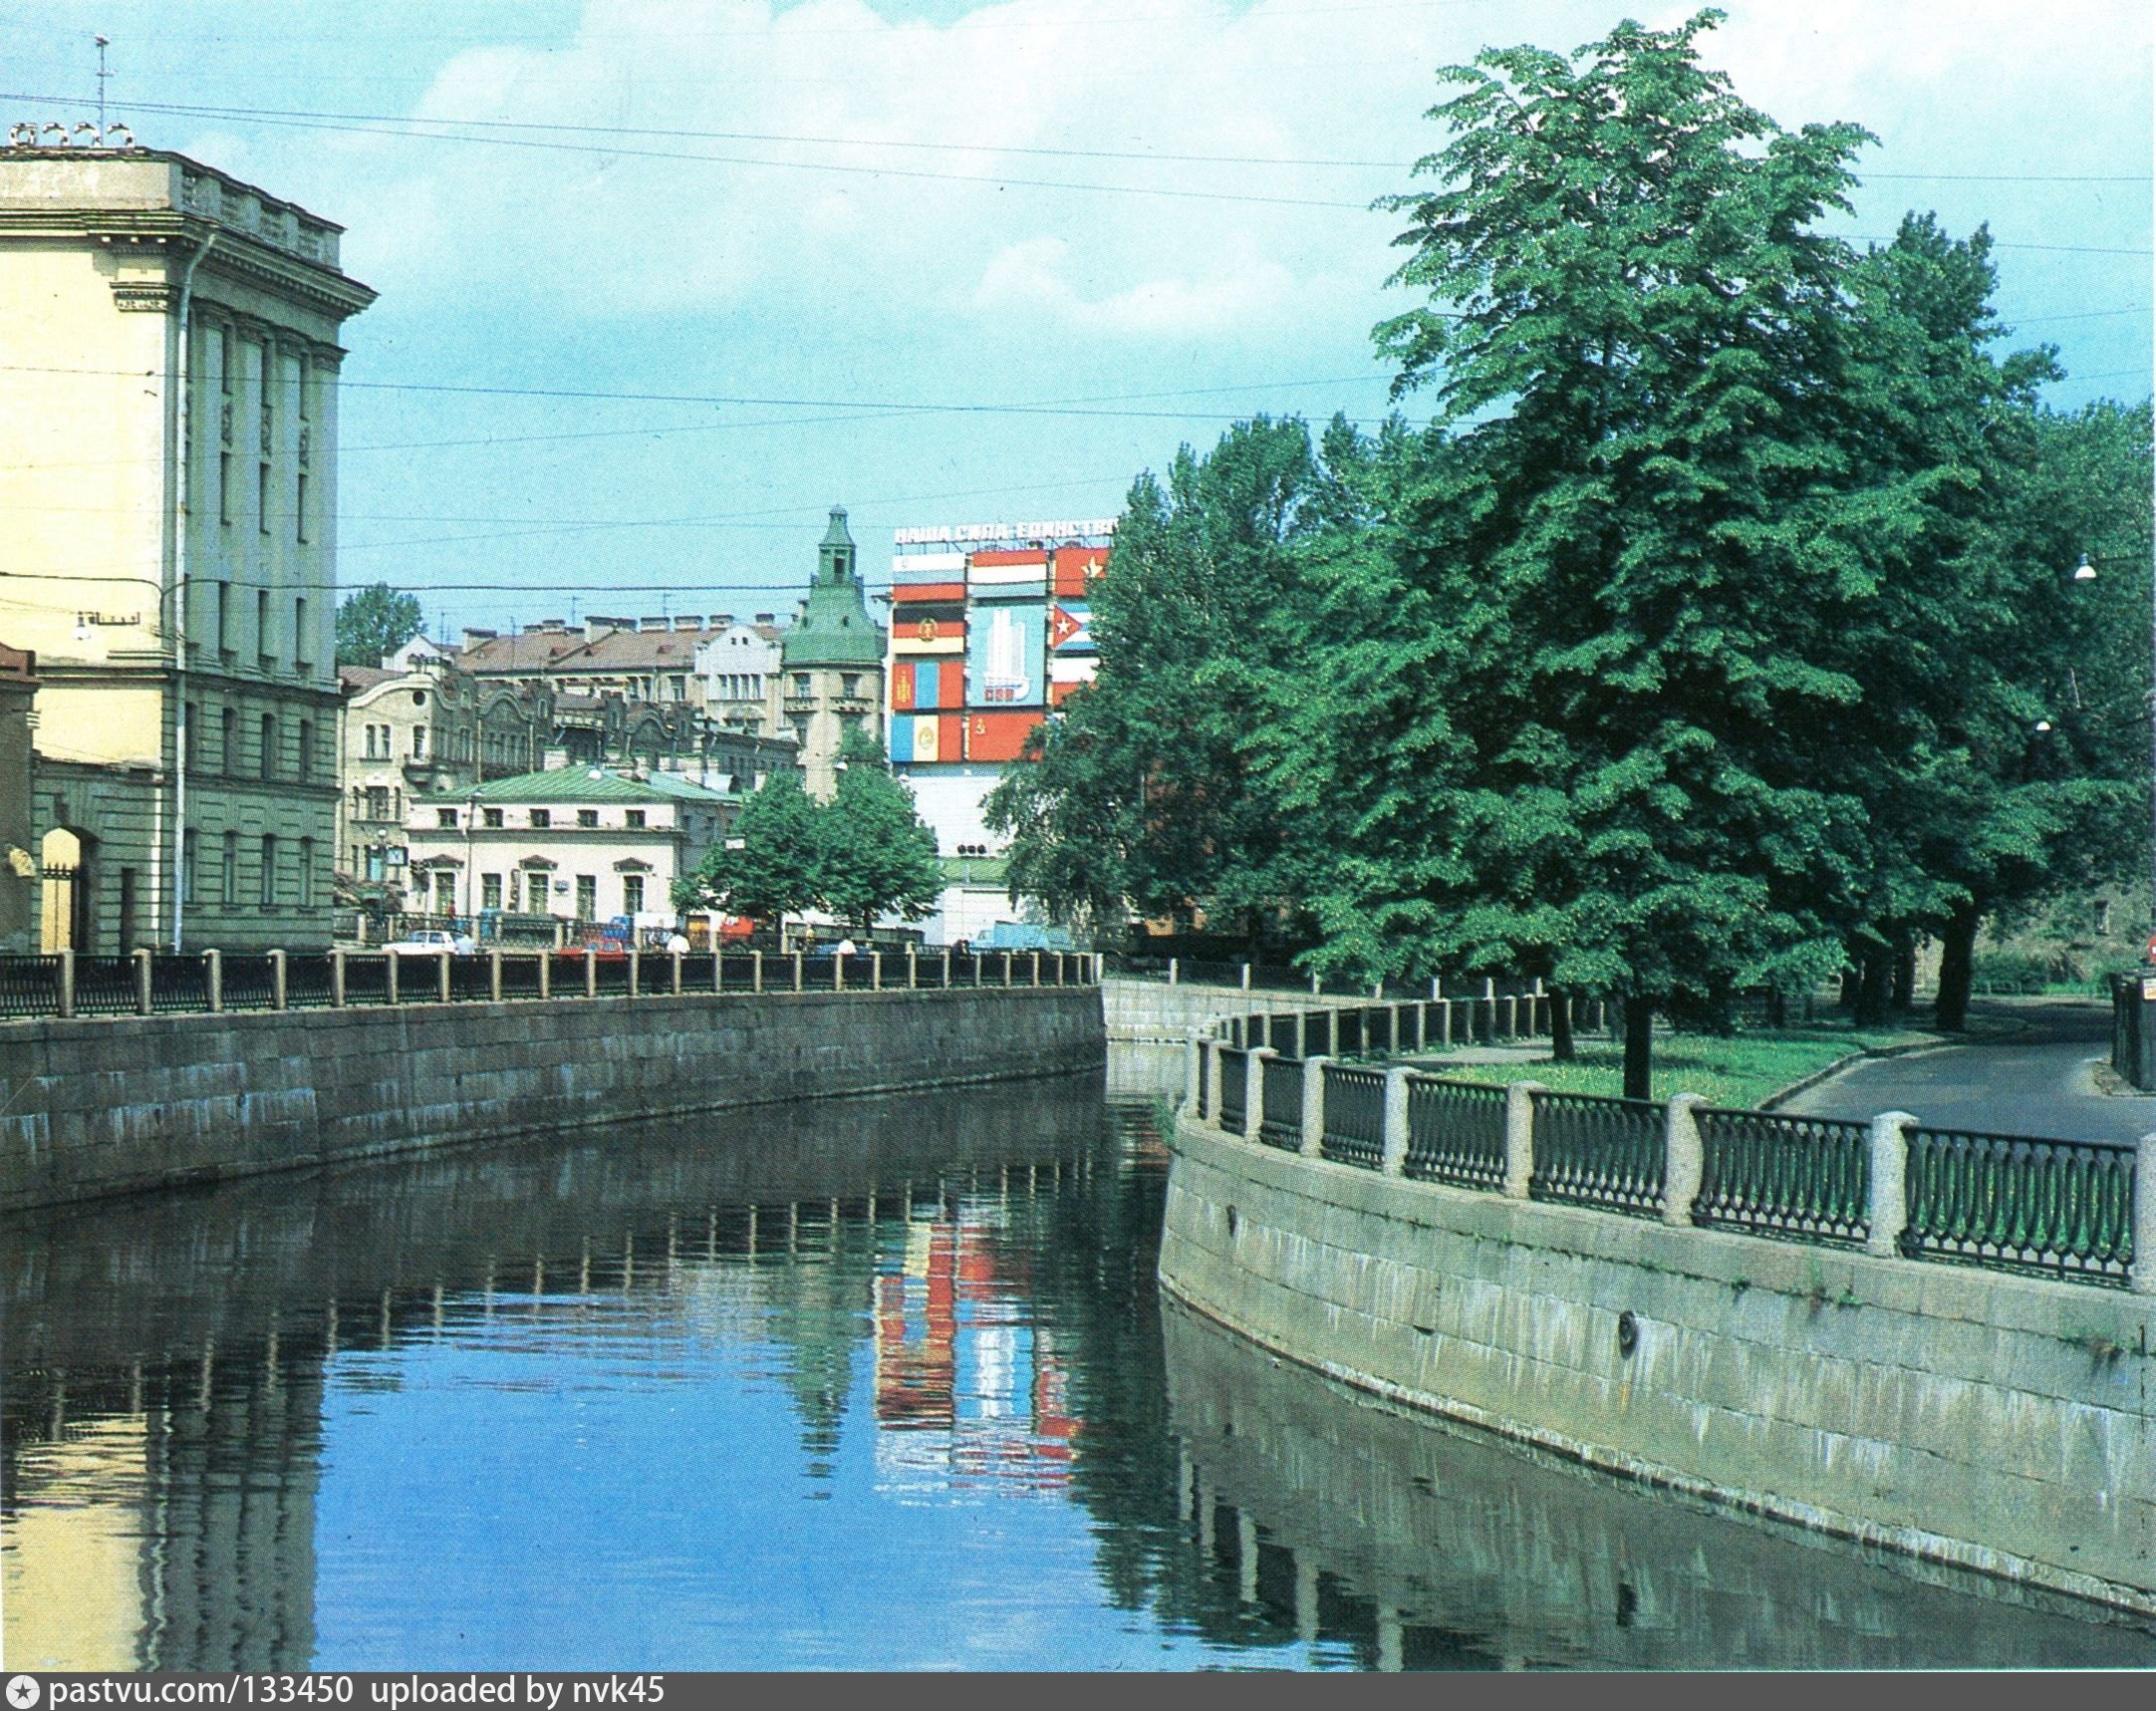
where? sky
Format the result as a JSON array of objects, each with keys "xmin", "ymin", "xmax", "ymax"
[{"xmin": 4, "ymin": 0, "xmax": 2150, "ymax": 641}]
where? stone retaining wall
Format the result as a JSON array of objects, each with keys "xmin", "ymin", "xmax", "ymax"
[
  {"xmin": 1160, "ymin": 1115, "xmax": 2156, "ymax": 1614},
  {"xmin": 0, "ymin": 987, "xmax": 1104, "ymax": 1213}
]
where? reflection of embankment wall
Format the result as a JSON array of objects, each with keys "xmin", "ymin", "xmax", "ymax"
[
  {"xmin": 1159, "ymin": 1118, "xmax": 2156, "ymax": 1616},
  {"xmin": 0, "ymin": 987, "xmax": 1104, "ymax": 1213},
  {"xmin": 1162, "ymin": 1299, "xmax": 2156, "ymax": 1668}
]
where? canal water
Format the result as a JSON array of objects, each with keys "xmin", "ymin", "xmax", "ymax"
[{"xmin": 5, "ymin": 1053, "xmax": 2154, "ymax": 1671}]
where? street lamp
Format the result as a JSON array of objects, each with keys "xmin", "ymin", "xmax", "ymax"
[
  {"xmin": 2071, "ymin": 549, "xmax": 2156, "ymax": 957},
  {"xmin": 462, "ymin": 785, "xmax": 482, "ymax": 932}
]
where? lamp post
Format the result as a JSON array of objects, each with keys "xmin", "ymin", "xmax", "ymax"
[
  {"xmin": 462, "ymin": 785, "xmax": 482, "ymax": 933},
  {"xmin": 2071, "ymin": 551, "xmax": 2156, "ymax": 956}
]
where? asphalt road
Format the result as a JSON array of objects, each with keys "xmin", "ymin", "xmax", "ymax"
[{"xmin": 1780, "ymin": 998, "xmax": 2156, "ymax": 1145}]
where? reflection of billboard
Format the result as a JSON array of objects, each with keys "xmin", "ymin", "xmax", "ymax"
[{"xmin": 967, "ymin": 603, "xmax": 1043, "ymax": 708}]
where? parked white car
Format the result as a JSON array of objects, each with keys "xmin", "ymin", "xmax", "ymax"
[{"xmin": 385, "ymin": 929, "xmax": 476, "ymax": 956}]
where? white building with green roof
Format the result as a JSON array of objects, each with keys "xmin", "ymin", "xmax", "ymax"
[{"xmin": 401, "ymin": 765, "xmax": 736, "ymax": 927}]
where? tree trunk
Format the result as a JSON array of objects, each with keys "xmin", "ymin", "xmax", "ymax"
[
  {"xmin": 1622, "ymin": 998, "xmax": 1655, "ymax": 1101},
  {"xmin": 1934, "ymin": 900, "xmax": 1983, "ymax": 1032},
  {"xmin": 1852, "ymin": 946, "xmax": 1894, "ymax": 1027},
  {"xmin": 1549, "ymin": 988, "xmax": 1576, "ymax": 1062},
  {"xmin": 1765, "ymin": 987, "xmax": 1788, "ymax": 1028},
  {"xmin": 1890, "ymin": 929, "xmax": 1917, "ymax": 1013}
]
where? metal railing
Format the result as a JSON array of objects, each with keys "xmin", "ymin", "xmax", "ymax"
[
  {"xmin": 1320, "ymin": 1063, "xmax": 1386, "ymax": 1170},
  {"xmin": 1902, "ymin": 1127, "xmax": 2135, "ymax": 1285},
  {"xmin": 1696, "ymin": 1107, "xmax": 1869, "ymax": 1248},
  {"xmin": 1405, "ymin": 1077, "xmax": 1507, "ymax": 1190},
  {"xmin": 1217, "ymin": 1046, "xmax": 1247, "ymax": 1132},
  {"xmin": 1258, "ymin": 1053, "xmax": 1304, "ymax": 1150},
  {"xmin": 1528, "ymin": 1089, "xmax": 1666, "ymax": 1217},
  {"xmin": 0, "ymin": 956, "xmax": 61, "ymax": 1018}
]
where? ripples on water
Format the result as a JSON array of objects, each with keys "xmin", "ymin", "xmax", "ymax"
[{"xmin": 5, "ymin": 1052, "xmax": 2152, "ymax": 1671}]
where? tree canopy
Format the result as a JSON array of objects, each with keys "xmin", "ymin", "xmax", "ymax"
[{"xmin": 335, "ymin": 583, "xmax": 424, "ymax": 668}]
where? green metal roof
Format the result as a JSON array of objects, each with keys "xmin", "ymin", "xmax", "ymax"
[
  {"xmin": 468, "ymin": 767, "xmax": 736, "ymax": 806},
  {"xmin": 782, "ymin": 504, "xmax": 887, "ymax": 668}
]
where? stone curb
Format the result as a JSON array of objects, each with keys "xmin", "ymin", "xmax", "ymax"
[{"xmin": 1757, "ymin": 1036, "xmax": 1964, "ymax": 1111}]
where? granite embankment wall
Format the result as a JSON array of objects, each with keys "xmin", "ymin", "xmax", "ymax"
[
  {"xmin": 1102, "ymin": 977, "xmax": 1367, "ymax": 1043},
  {"xmin": 0, "ymin": 987, "xmax": 1104, "ymax": 1214},
  {"xmin": 1160, "ymin": 1115, "xmax": 2156, "ymax": 1614}
]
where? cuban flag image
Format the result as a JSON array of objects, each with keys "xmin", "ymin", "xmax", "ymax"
[{"xmin": 1049, "ymin": 603, "xmax": 1094, "ymax": 655}]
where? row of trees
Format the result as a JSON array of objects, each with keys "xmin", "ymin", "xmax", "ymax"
[
  {"xmin": 988, "ymin": 12, "xmax": 2154, "ymax": 1092},
  {"xmin": 674, "ymin": 731, "xmax": 943, "ymax": 934}
]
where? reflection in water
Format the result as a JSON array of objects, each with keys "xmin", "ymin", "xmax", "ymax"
[{"xmin": 5, "ymin": 1049, "xmax": 2151, "ymax": 1670}]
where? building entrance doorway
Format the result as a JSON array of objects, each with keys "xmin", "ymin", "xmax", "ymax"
[{"xmin": 38, "ymin": 825, "xmax": 96, "ymax": 953}]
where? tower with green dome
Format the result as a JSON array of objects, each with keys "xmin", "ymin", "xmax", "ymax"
[{"xmin": 779, "ymin": 506, "xmax": 886, "ymax": 796}]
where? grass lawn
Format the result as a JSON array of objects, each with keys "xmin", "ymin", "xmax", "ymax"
[{"xmin": 1423, "ymin": 1023, "xmax": 1934, "ymax": 1110}]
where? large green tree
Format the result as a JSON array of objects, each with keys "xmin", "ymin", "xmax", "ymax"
[
  {"xmin": 820, "ymin": 730, "xmax": 943, "ymax": 931},
  {"xmin": 674, "ymin": 767, "xmax": 828, "ymax": 924},
  {"xmin": 336, "ymin": 582, "xmax": 423, "ymax": 668}
]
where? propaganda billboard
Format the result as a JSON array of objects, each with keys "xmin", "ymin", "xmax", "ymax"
[{"xmin": 965, "ymin": 602, "xmax": 1044, "ymax": 709}]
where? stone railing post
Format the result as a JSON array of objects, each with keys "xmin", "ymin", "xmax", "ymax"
[
  {"xmin": 204, "ymin": 948, "xmax": 224, "ymax": 1013},
  {"xmin": 271, "ymin": 949, "xmax": 289, "ymax": 1010},
  {"xmin": 908, "ymin": 945, "xmax": 919, "ymax": 990},
  {"xmin": 1291, "ymin": 1010, "xmax": 1307, "ymax": 1059},
  {"xmin": 1168, "ymin": 957, "xmax": 1180, "ymax": 987},
  {"xmin": 330, "ymin": 948, "xmax": 347, "ymax": 1008},
  {"xmin": 1866, "ymin": 1111, "xmax": 1916, "ymax": 1259},
  {"xmin": 941, "ymin": 949, "xmax": 951, "ymax": 989},
  {"xmin": 1434, "ymin": 998, "xmax": 1452, "ymax": 1049},
  {"xmin": 1030, "ymin": 951, "xmax": 1041, "ymax": 988},
  {"xmin": 1244, "ymin": 1045, "xmax": 1274, "ymax": 1142},
  {"xmin": 834, "ymin": 952, "xmax": 846, "ymax": 993},
  {"xmin": 2134, "ymin": 1133, "xmax": 2156, "ymax": 1296},
  {"xmin": 435, "ymin": 949, "xmax": 451, "ymax": 1003},
  {"xmin": 1309, "ymin": 971, "xmax": 1321, "ymax": 998},
  {"xmin": 873, "ymin": 951, "xmax": 884, "ymax": 992},
  {"xmin": 1387, "ymin": 1002, "xmax": 1403, "ymax": 1055},
  {"xmin": 792, "ymin": 951, "xmax": 804, "ymax": 994},
  {"xmin": 753, "ymin": 950, "xmax": 765, "ymax": 994},
  {"xmin": 536, "ymin": 951, "xmax": 551, "ymax": 999},
  {"xmin": 671, "ymin": 951, "xmax": 685, "ymax": 996},
  {"xmin": 488, "ymin": 949, "xmax": 504, "ymax": 1002},
  {"xmin": 1002, "ymin": 951, "xmax": 1014, "ymax": 988},
  {"xmin": 134, "ymin": 948, "xmax": 152, "ymax": 1015},
  {"xmin": 627, "ymin": 948, "xmax": 643, "ymax": 999},
  {"xmin": 1300, "ymin": 1055, "xmax": 1331, "ymax": 1158},
  {"xmin": 1207, "ymin": 1038, "xmax": 1226, "ymax": 1130},
  {"xmin": 385, "ymin": 951, "xmax": 400, "ymax": 1005},
  {"xmin": 1185, "ymin": 1027, "xmax": 1207, "ymax": 1114},
  {"xmin": 1663, "ymin": 1093, "xmax": 1707, "ymax": 1227},
  {"xmin": 583, "ymin": 947, "xmax": 598, "ymax": 999},
  {"xmin": 711, "ymin": 949, "xmax": 724, "ymax": 993},
  {"xmin": 1381, "ymin": 1066, "xmax": 1413, "ymax": 1177},
  {"xmin": 1503, "ymin": 1080, "xmax": 1544, "ymax": 1200},
  {"xmin": 1240, "ymin": 961, "xmax": 1252, "ymax": 992},
  {"xmin": 56, "ymin": 947, "xmax": 75, "ymax": 1018}
]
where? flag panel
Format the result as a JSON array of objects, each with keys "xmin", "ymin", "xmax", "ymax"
[
  {"xmin": 966, "ymin": 710, "xmax": 1046, "ymax": 762},
  {"xmin": 965, "ymin": 603, "xmax": 1045, "ymax": 709},
  {"xmin": 1052, "ymin": 545, "xmax": 1110, "ymax": 596}
]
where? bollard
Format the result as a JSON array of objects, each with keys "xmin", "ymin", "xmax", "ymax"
[
  {"xmin": 1865, "ymin": 1111, "xmax": 1916, "ymax": 1259},
  {"xmin": 583, "ymin": 947, "xmax": 598, "ymax": 999},
  {"xmin": 330, "ymin": 948, "xmax": 347, "ymax": 1008},
  {"xmin": 1503, "ymin": 1080, "xmax": 1544, "ymax": 1200},
  {"xmin": 204, "ymin": 948, "xmax": 223, "ymax": 1013},
  {"xmin": 134, "ymin": 948, "xmax": 152, "ymax": 1015},
  {"xmin": 2134, "ymin": 1133, "xmax": 2156, "ymax": 1296},
  {"xmin": 271, "ymin": 948, "xmax": 288, "ymax": 1010},
  {"xmin": 436, "ymin": 949, "xmax": 450, "ymax": 1003},
  {"xmin": 1381, "ymin": 1065, "xmax": 1413, "ymax": 1177},
  {"xmin": 1207, "ymin": 1037, "xmax": 1226, "ymax": 1130},
  {"xmin": 489, "ymin": 949, "xmax": 504, "ymax": 1003},
  {"xmin": 1245, "ymin": 1046, "xmax": 1274, "ymax": 1142},
  {"xmin": 1663, "ymin": 1094, "xmax": 1708, "ymax": 1227},
  {"xmin": 1300, "ymin": 1054, "xmax": 1331, "ymax": 1158}
]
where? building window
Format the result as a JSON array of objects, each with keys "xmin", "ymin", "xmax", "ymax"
[
  {"xmin": 793, "ymin": 673, "xmax": 812, "ymax": 698},
  {"xmin": 183, "ymin": 702, "xmax": 199, "ymax": 769},
  {"xmin": 299, "ymin": 837, "xmax": 315, "ymax": 908},
  {"xmin": 530, "ymin": 809, "xmax": 551, "ymax": 829},
  {"xmin": 842, "ymin": 674, "xmax": 860, "ymax": 699},
  {"xmin": 259, "ymin": 833, "xmax": 278, "ymax": 907},
  {"xmin": 670, "ymin": 676, "xmax": 687, "ymax": 702},
  {"xmin": 575, "ymin": 875, "xmax": 596, "ymax": 919},
  {"xmin": 294, "ymin": 597, "xmax": 310, "ymax": 670},
  {"xmin": 182, "ymin": 828, "xmax": 198, "ymax": 907},
  {"xmin": 623, "ymin": 875, "xmax": 645, "ymax": 915},
  {"xmin": 412, "ymin": 726, "xmax": 428, "ymax": 760},
  {"xmin": 221, "ymin": 706, "xmax": 236, "ymax": 772},
  {"xmin": 483, "ymin": 808, "xmax": 504, "ymax": 828},
  {"xmin": 481, "ymin": 873, "xmax": 502, "ymax": 911},
  {"xmin": 221, "ymin": 831, "xmax": 237, "ymax": 906},
  {"xmin": 577, "ymin": 809, "xmax": 598, "ymax": 828},
  {"xmin": 296, "ymin": 471, "xmax": 309, "ymax": 543},
  {"xmin": 216, "ymin": 582, "xmax": 232, "ymax": 655},
  {"xmin": 219, "ymin": 451, "xmax": 233, "ymax": 525},
  {"xmin": 297, "ymin": 718, "xmax": 313, "ymax": 782},
  {"xmin": 624, "ymin": 809, "xmax": 646, "ymax": 829},
  {"xmin": 260, "ymin": 713, "xmax": 277, "ymax": 780},
  {"xmin": 257, "ymin": 589, "xmax": 273, "ymax": 661},
  {"xmin": 365, "ymin": 785, "xmax": 390, "ymax": 821},
  {"xmin": 258, "ymin": 460, "xmax": 271, "ymax": 535},
  {"xmin": 436, "ymin": 807, "xmax": 459, "ymax": 829}
]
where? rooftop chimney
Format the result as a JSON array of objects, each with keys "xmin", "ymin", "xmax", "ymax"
[
  {"xmin": 754, "ymin": 613, "xmax": 775, "ymax": 626},
  {"xmin": 461, "ymin": 628, "xmax": 498, "ymax": 648},
  {"xmin": 640, "ymin": 615, "xmax": 670, "ymax": 632},
  {"xmin": 674, "ymin": 615, "xmax": 704, "ymax": 632}
]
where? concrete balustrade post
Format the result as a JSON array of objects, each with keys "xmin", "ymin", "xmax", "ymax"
[
  {"xmin": 873, "ymin": 952, "xmax": 884, "ymax": 992},
  {"xmin": 583, "ymin": 948, "xmax": 598, "ymax": 999},
  {"xmin": 1292, "ymin": 1010, "xmax": 1306, "ymax": 1059},
  {"xmin": 268, "ymin": 949, "xmax": 286, "ymax": 1010},
  {"xmin": 1387, "ymin": 1002, "xmax": 1403, "ymax": 1055},
  {"xmin": 536, "ymin": 952, "xmax": 551, "ymax": 999},
  {"xmin": 1503, "ymin": 1080, "xmax": 1544, "ymax": 1200},
  {"xmin": 908, "ymin": 945, "xmax": 919, "ymax": 990},
  {"xmin": 671, "ymin": 952, "xmax": 684, "ymax": 997},
  {"xmin": 489, "ymin": 950, "xmax": 504, "ymax": 1002},
  {"xmin": 792, "ymin": 952, "xmax": 804, "ymax": 994},
  {"xmin": 753, "ymin": 950, "xmax": 765, "ymax": 994},
  {"xmin": 973, "ymin": 952, "xmax": 983, "ymax": 989},
  {"xmin": 1186, "ymin": 1028, "xmax": 1207, "ymax": 1114},
  {"xmin": 1381, "ymin": 1066, "xmax": 1413, "ymax": 1178},
  {"xmin": 1502, "ymin": 995, "xmax": 1518, "ymax": 1037},
  {"xmin": 1207, "ymin": 1038, "xmax": 1226, "ymax": 1131},
  {"xmin": 330, "ymin": 949, "xmax": 346, "ymax": 1008},
  {"xmin": 1310, "ymin": 971, "xmax": 1321, "ymax": 997},
  {"xmin": 2134, "ymin": 1133, "xmax": 2156, "ymax": 1296},
  {"xmin": 1240, "ymin": 961, "xmax": 1252, "ymax": 992},
  {"xmin": 1300, "ymin": 1055, "xmax": 1330, "ymax": 1158},
  {"xmin": 1435, "ymin": 998, "xmax": 1452, "ymax": 1049},
  {"xmin": 711, "ymin": 950, "xmax": 723, "ymax": 993},
  {"xmin": 1244, "ymin": 1046, "xmax": 1273, "ymax": 1142},
  {"xmin": 134, "ymin": 949, "xmax": 152, "ymax": 1015},
  {"xmin": 1430, "ymin": 976, "xmax": 1441, "ymax": 1001},
  {"xmin": 941, "ymin": 949, "xmax": 951, "ymax": 990},
  {"xmin": 204, "ymin": 949, "xmax": 223, "ymax": 1013},
  {"xmin": 1663, "ymin": 1093, "xmax": 1708, "ymax": 1227},
  {"xmin": 1866, "ymin": 1111, "xmax": 1916, "ymax": 1259},
  {"xmin": 1002, "ymin": 951, "xmax": 1014, "ymax": 988},
  {"xmin": 834, "ymin": 952, "xmax": 846, "ymax": 993},
  {"xmin": 627, "ymin": 949, "xmax": 642, "ymax": 998},
  {"xmin": 1030, "ymin": 951, "xmax": 1041, "ymax": 988},
  {"xmin": 56, "ymin": 948, "xmax": 75, "ymax": 1018},
  {"xmin": 385, "ymin": 952, "xmax": 400, "ymax": 1005},
  {"xmin": 436, "ymin": 949, "xmax": 451, "ymax": 1004},
  {"xmin": 1168, "ymin": 957, "xmax": 1180, "ymax": 987}
]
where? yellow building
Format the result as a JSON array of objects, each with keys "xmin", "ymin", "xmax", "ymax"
[{"xmin": 0, "ymin": 137, "xmax": 375, "ymax": 951}]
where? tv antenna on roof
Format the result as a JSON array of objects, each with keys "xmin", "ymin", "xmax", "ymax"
[{"xmin": 95, "ymin": 36, "xmax": 110, "ymax": 132}]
